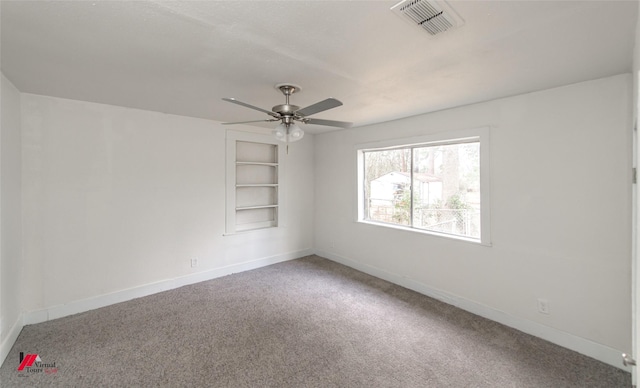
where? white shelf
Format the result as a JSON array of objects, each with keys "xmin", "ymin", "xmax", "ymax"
[
  {"xmin": 236, "ymin": 204, "xmax": 279, "ymax": 211},
  {"xmin": 236, "ymin": 161, "xmax": 279, "ymax": 166},
  {"xmin": 236, "ymin": 184, "xmax": 278, "ymax": 187}
]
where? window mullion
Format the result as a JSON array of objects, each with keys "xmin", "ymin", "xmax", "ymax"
[
  {"xmin": 410, "ymin": 147, "xmax": 414, "ymax": 227},
  {"xmin": 363, "ymin": 152, "xmax": 368, "ymax": 220}
]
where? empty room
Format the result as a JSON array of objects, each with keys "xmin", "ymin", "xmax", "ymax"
[{"xmin": 1, "ymin": 0, "xmax": 640, "ymax": 386}]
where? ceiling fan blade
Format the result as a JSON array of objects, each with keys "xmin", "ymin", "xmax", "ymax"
[
  {"xmin": 305, "ymin": 118, "xmax": 353, "ymax": 128},
  {"xmin": 296, "ymin": 98, "xmax": 343, "ymax": 117},
  {"xmin": 222, "ymin": 119, "xmax": 279, "ymax": 125},
  {"xmin": 222, "ymin": 98, "xmax": 279, "ymax": 118}
]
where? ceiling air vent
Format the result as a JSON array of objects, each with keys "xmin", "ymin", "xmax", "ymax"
[{"xmin": 391, "ymin": 0, "xmax": 464, "ymax": 36}]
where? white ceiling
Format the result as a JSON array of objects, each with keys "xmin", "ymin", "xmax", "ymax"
[{"xmin": 1, "ymin": 1, "xmax": 637, "ymax": 134}]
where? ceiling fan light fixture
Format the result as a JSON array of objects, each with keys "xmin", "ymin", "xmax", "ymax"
[
  {"xmin": 288, "ymin": 124, "xmax": 304, "ymax": 141},
  {"xmin": 273, "ymin": 122, "xmax": 304, "ymax": 143},
  {"xmin": 273, "ymin": 123, "xmax": 287, "ymax": 140}
]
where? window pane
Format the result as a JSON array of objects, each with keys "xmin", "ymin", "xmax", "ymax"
[
  {"xmin": 364, "ymin": 148, "xmax": 412, "ymax": 226},
  {"xmin": 412, "ymin": 142, "xmax": 480, "ymax": 238}
]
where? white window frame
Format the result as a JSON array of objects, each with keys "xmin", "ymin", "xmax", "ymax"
[
  {"xmin": 356, "ymin": 127, "xmax": 491, "ymax": 246},
  {"xmin": 225, "ymin": 130, "xmax": 285, "ymax": 234}
]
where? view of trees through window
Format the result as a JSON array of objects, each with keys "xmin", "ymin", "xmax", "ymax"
[{"xmin": 363, "ymin": 140, "xmax": 480, "ymax": 239}]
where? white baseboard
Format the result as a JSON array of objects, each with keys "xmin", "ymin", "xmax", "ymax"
[
  {"xmin": 316, "ymin": 249, "xmax": 631, "ymax": 372},
  {"xmin": 23, "ymin": 249, "xmax": 312, "ymax": 325},
  {"xmin": 0, "ymin": 314, "xmax": 24, "ymax": 367}
]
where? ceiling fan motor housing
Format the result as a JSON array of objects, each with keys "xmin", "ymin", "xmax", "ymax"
[
  {"xmin": 273, "ymin": 84, "xmax": 301, "ymax": 117},
  {"xmin": 272, "ymin": 104, "xmax": 300, "ymax": 116}
]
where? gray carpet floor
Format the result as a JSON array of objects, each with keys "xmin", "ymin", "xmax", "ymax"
[{"xmin": 0, "ymin": 255, "xmax": 632, "ymax": 387}]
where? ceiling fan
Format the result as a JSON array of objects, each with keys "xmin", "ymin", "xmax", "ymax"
[{"xmin": 222, "ymin": 83, "xmax": 352, "ymax": 143}]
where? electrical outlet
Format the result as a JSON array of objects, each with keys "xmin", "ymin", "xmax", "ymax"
[
  {"xmin": 191, "ymin": 258, "xmax": 198, "ymax": 268},
  {"xmin": 537, "ymin": 298, "xmax": 549, "ymax": 314}
]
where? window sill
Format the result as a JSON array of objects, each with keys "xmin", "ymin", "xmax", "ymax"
[{"xmin": 357, "ymin": 219, "xmax": 492, "ymax": 247}]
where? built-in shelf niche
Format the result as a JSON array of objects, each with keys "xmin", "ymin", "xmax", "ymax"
[{"xmin": 231, "ymin": 138, "xmax": 279, "ymax": 232}]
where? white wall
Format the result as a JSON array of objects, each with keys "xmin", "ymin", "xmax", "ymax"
[
  {"xmin": 20, "ymin": 94, "xmax": 314, "ymax": 315},
  {"xmin": 631, "ymin": 4, "xmax": 640, "ymax": 383},
  {"xmin": 0, "ymin": 73, "xmax": 23, "ymax": 362},
  {"xmin": 315, "ymin": 74, "xmax": 632, "ymax": 366}
]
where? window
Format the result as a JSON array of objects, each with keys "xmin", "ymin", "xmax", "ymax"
[
  {"xmin": 226, "ymin": 131, "xmax": 283, "ymax": 234},
  {"xmin": 357, "ymin": 128, "xmax": 490, "ymax": 244}
]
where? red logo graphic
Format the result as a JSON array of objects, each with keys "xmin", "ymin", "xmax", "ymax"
[
  {"xmin": 17, "ymin": 352, "xmax": 58, "ymax": 375},
  {"xmin": 18, "ymin": 353, "xmax": 41, "ymax": 371}
]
